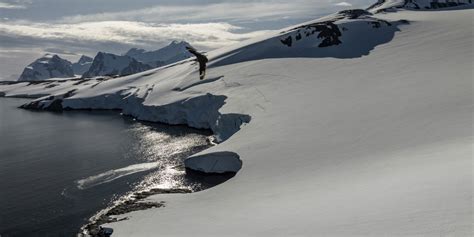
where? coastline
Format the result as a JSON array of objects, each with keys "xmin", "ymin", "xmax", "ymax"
[{"xmin": 1, "ymin": 4, "xmax": 473, "ymax": 236}]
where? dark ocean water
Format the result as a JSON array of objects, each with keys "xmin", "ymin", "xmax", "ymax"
[{"xmin": 0, "ymin": 98, "xmax": 213, "ymax": 237}]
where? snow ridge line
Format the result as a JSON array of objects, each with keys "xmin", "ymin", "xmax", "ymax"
[{"xmin": 367, "ymin": 0, "xmax": 473, "ymax": 13}]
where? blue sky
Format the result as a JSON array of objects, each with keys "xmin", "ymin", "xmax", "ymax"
[{"xmin": 0, "ymin": 0, "xmax": 373, "ymax": 80}]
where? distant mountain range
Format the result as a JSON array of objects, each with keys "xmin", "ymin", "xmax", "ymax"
[{"xmin": 18, "ymin": 41, "xmax": 194, "ymax": 81}]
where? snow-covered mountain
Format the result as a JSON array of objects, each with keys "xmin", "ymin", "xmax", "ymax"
[
  {"xmin": 125, "ymin": 40, "xmax": 193, "ymax": 67},
  {"xmin": 82, "ymin": 52, "xmax": 152, "ymax": 78},
  {"xmin": 82, "ymin": 41, "xmax": 193, "ymax": 78},
  {"xmin": 368, "ymin": 0, "xmax": 472, "ymax": 12},
  {"xmin": 15, "ymin": 41, "xmax": 193, "ymax": 81},
  {"xmin": 18, "ymin": 54, "xmax": 75, "ymax": 81},
  {"xmin": 72, "ymin": 55, "xmax": 93, "ymax": 75},
  {"xmin": 1, "ymin": 1, "xmax": 473, "ymax": 236}
]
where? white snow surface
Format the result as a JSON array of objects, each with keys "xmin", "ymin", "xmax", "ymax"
[
  {"xmin": 1, "ymin": 7, "xmax": 472, "ymax": 236},
  {"xmin": 368, "ymin": 0, "xmax": 473, "ymax": 12}
]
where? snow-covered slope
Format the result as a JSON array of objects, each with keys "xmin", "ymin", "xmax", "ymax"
[
  {"xmin": 106, "ymin": 8, "xmax": 473, "ymax": 236},
  {"xmin": 17, "ymin": 54, "xmax": 75, "ymax": 81},
  {"xmin": 82, "ymin": 52, "xmax": 152, "ymax": 78},
  {"xmin": 1, "ymin": 5, "xmax": 472, "ymax": 236},
  {"xmin": 125, "ymin": 41, "xmax": 193, "ymax": 67},
  {"xmin": 72, "ymin": 55, "xmax": 93, "ymax": 75},
  {"xmin": 368, "ymin": 0, "xmax": 472, "ymax": 12}
]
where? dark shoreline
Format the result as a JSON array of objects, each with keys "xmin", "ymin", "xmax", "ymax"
[{"xmin": 80, "ymin": 169, "xmax": 236, "ymax": 236}]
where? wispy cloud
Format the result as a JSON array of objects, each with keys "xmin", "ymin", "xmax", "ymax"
[
  {"xmin": 0, "ymin": 21, "xmax": 273, "ymax": 49},
  {"xmin": 334, "ymin": 2, "xmax": 353, "ymax": 7},
  {"xmin": 0, "ymin": 0, "xmax": 31, "ymax": 9},
  {"xmin": 0, "ymin": 2, "xmax": 25, "ymax": 9},
  {"xmin": 59, "ymin": 2, "xmax": 319, "ymax": 24}
]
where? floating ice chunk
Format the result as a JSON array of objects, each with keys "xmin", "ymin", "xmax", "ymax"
[{"xmin": 185, "ymin": 152, "xmax": 242, "ymax": 174}]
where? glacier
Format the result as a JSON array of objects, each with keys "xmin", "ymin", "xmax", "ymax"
[{"xmin": 0, "ymin": 2, "xmax": 472, "ymax": 236}]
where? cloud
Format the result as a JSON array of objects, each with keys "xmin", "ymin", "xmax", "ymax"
[
  {"xmin": 44, "ymin": 48, "xmax": 79, "ymax": 56},
  {"xmin": 0, "ymin": 20, "xmax": 274, "ymax": 50},
  {"xmin": 334, "ymin": 2, "xmax": 353, "ymax": 7},
  {"xmin": 0, "ymin": 0, "xmax": 31, "ymax": 9},
  {"xmin": 0, "ymin": 2, "xmax": 25, "ymax": 9},
  {"xmin": 0, "ymin": 0, "xmax": 374, "ymax": 80},
  {"xmin": 59, "ymin": 1, "xmax": 325, "ymax": 24}
]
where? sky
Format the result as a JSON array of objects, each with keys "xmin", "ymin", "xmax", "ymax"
[{"xmin": 0, "ymin": 0, "xmax": 373, "ymax": 81}]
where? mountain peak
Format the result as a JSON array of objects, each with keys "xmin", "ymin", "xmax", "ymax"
[
  {"xmin": 82, "ymin": 52, "xmax": 151, "ymax": 78},
  {"xmin": 72, "ymin": 55, "xmax": 94, "ymax": 75},
  {"xmin": 170, "ymin": 40, "xmax": 189, "ymax": 46},
  {"xmin": 18, "ymin": 54, "xmax": 74, "ymax": 81},
  {"xmin": 77, "ymin": 55, "xmax": 93, "ymax": 64},
  {"xmin": 125, "ymin": 48, "xmax": 147, "ymax": 56},
  {"xmin": 42, "ymin": 53, "xmax": 54, "ymax": 58},
  {"xmin": 168, "ymin": 40, "xmax": 191, "ymax": 48},
  {"xmin": 124, "ymin": 40, "xmax": 193, "ymax": 67},
  {"xmin": 38, "ymin": 54, "xmax": 60, "ymax": 62}
]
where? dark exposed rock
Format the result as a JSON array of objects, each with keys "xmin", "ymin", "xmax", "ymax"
[
  {"xmin": 315, "ymin": 22, "xmax": 342, "ymax": 47},
  {"xmin": 81, "ymin": 187, "xmax": 194, "ymax": 236},
  {"xmin": 19, "ymin": 89, "xmax": 77, "ymax": 112},
  {"xmin": 132, "ymin": 188, "xmax": 191, "ymax": 200},
  {"xmin": 83, "ymin": 200, "xmax": 165, "ymax": 236},
  {"xmin": 106, "ymin": 201, "xmax": 165, "ymax": 216},
  {"xmin": 47, "ymin": 99, "xmax": 64, "ymax": 112},
  {"xmin": 366, "ymin": 0, "xmax": 385, "ymax": 11},
  {"xmin": 27, "ymin": 81, "xmax": 49, "ymax": 86},
  {"xmin": 295, "ymin": 32, "xmax": 302, "ymax": 41},
  {"xmin": 368, "ymin": 0, "xmax": 467, "ymax": 12},
  {"xmin": 370, "ymin": 19, "xmax": 393, "ymax": 28},
  {"xmin": 44, "ymin": 83, "xmax": 58, "ymax": 89},
  {"xmin": 281, "ymin": 21, "xmax": 342, "ymax": 48},
  {"xmin": 0, "ymin": 81, "xmax": 17, "ymax": 85},
  {"xmin": 398, "ymin": 19, "xmax": 410, "ymax": 25},
  {"xmin": 280, "ymin": 36, "xmax": 293, "ymax": 47},
  {"xmin": 20, "ymin": 100, "xmax": 41, "ymax": 110},
  {"xmin": 73, "ymin": 79, "xmax": 89, "ymax": 86},
  {"xmin": 63, "ymin": 89, "xmax": 77, "ymax": 98},
  {"xmin": 337, "ymin": 9, "xmax": 372, "ymax": 19}
]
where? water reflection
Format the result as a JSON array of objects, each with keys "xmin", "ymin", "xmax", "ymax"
[
  {"xmin": 1, "ymin": 98, "xmax": 225, "ymax": 236},
  {"xmin": 76, "ymin": 121, "xmax": 212, "ymax": 191},
  {"xmin": 82, "ymin": 118, "xmax": 236, "ymax": 234}
]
